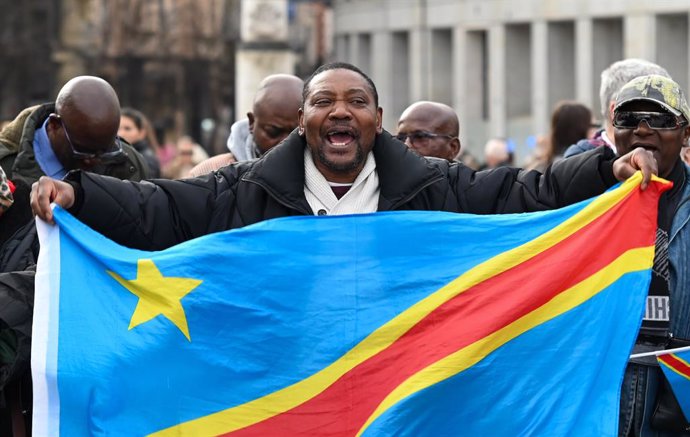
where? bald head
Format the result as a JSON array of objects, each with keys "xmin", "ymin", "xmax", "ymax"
[
  {"xmin": 396, "ymin": 101, "xmax": 460, "ymax": 161},
  {"xmin": 56, "ymin": 76, "xmax": 121, "ymax": 140},
  {"xmin": 249, "ymin": 74, "xmax": 304, "ymax": 154},
  {"xmin": 48, "ymin": 76, "xmax": 122, "ymax": 170}
]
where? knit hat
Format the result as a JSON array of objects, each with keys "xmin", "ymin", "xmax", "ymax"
[{"xmin": 615, "ymin": 74, "xmax": 690, "ymax": 122}]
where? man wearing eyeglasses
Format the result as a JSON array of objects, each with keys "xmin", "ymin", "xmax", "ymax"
[
  {"xmin": 0, "ymin": 75, "xmax": 149, "ymax": 436},
  {"xmin": 612, "ymin": 75, "xmax": 690, "ymax": 437},
  {"xmin": 395, "ymin": 101, "xmax": 461, "ymax": 162},
  {"xmin": 0, "ymin": 75, "xmax": 148, "ymax": 246}
]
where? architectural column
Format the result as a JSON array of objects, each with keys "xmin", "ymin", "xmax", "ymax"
[
  {"xmin": 372, "ymin": 31, "xmax": 395, "ymax": 129},
  {"xmin": 452, "ymin": 25, "xmax": 467, "ymax": 129},
  {"xmin": 334, "ymin": 35, "xmax": 348, "ymax": 62},
  {"xmin": 531, "ymin": 20, "xmax": 548, "ymax": 138},
  {"xmin": 348, "ymin": 33, "xmax": 359, "ymax": 66},
  {"xmin": 624, "ymin": 13, "xmax": 656, "ymax": 60},
  {"xmin": 235, "ymin": 0, "xmax": 294, "ymax": 121},
  {"xmin": 488, "ymin": 24, "xmax": 506, "ymax": 138},
  {"xmin": 409, "ymin": 28, "xmax": 428, "ymax": 102},
  {"xmin": 575, "ymin": 18, "xmax": 594, "ymax": 110}
]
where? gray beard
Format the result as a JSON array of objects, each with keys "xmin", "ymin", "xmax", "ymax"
[{"xmin": 316, "ymin": 143, "xmax": 365, "ymax": 174}]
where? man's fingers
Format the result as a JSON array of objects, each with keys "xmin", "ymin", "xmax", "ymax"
[
  {"xmin": 632, "ymin": 148, "xmax": 657, "ymax": 190},
  {"xmin": 613, "ymin": 148, "xmax": 658, "ymax": 191},
  {"xmin": 30, "ymin": 176, "xmax": 76, "ymax": 223},
  {"xmin": 31, "ymin": 178, "xmax": 54, "ymax": 222}
]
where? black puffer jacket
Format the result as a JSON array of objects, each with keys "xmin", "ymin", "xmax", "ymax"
[{"xmin": 67, "ymin": 130, "xmax": 618, "ymax": 251}]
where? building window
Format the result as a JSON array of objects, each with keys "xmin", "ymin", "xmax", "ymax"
[{"xmin": 506, "ymin": 23, "xmax": 531, "ymax": 118}]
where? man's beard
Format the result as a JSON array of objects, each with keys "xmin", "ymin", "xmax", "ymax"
[{"xmin": 316, "ymin": 143, "xmax": 365, "ymax": 174}]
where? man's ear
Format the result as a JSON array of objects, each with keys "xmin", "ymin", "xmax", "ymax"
[
  {"xmin": 608, "ymin": 101, "xmax": 616, "ymax": 123},
  {"xmin": 45, "ymin": 114, "xmax": 60, "ymax": 144},
  {"xmin": 247, "ymin": 112, "xmax": 255, "ymax": 133},
  {"xmin": 298, "ymin": 108, "xmax": 305, "ymax": 136},
  {"xmin": 376, "ymin": 107, "xmax": 383, "ymax": 134},
  {"xmin": 449, "ymin": 137, "xmax": 461, "ymax": 161},
  {"xmin": 683, "ymin": 125, "xmax": 690, "ymax": 145}
]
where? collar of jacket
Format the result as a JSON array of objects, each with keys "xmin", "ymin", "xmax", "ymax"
[
  {"xmin": 8, "ymin": 103, "xmax": 54, "ymax": 183},
  {"xmin": 7, "ymin": 103, "xmax": 146, "ymax": 185},
  {"xmin": 241, "ymin": 129, "xmax": 446, "ymax": 213}
]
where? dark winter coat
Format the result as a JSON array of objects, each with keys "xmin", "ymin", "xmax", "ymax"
[
  {"xmin": 0, "ymin": 103, "xmax": 149, "ymax": 246},
  {"xmin": 66, "ymin": 130, "xmax": 618, "ymax": 251}
]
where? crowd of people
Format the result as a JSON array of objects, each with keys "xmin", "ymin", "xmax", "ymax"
[{"xmin": 0, "ymin": 56, "xmax": 688, "ymax": 436}]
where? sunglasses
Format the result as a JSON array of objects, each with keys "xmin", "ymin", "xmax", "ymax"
[
  {"xmin": 50, "ymin": 114, "xmax": 124, "ymax": 161},
  {"xmin": 395, "ymin": 131, "xmax": 455, "ymax": 145},
  {"xmin": 612, "ymin": 111, "xmax": 688, "ymax": 130}
]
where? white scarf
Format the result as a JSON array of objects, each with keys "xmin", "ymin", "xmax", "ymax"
[{"xmin": 303, "ymin": 148, "xmax": 379, "ymax": 215}]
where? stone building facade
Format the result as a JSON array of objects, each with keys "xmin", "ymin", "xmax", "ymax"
[{"xmin": 332, "ymin": 0, "xmax": 690, "ymax": 163}]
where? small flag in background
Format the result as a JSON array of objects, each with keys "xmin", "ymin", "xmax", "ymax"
[
  {"xmin": 658, "ymin": 348, "xmax": 690, "ymax": 421},
  {"xmin": 32, "ymin": 173, "xmax": 668, "ymax": 436}
]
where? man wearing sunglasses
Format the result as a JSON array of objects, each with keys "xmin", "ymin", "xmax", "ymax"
[
  {"xmin": 612, "ymin": 75, "xmax": 690, "ymax": 437},
  {"xmin": 565, "ymin": 59, "xmax": 671, "ymax": 159},
  {"xmin": 0, "ymin": 75, "xmax": 148, "ymax": 246}
]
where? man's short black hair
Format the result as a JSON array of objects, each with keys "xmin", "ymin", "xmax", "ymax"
[{"xmin": 302, "ymin": 62, "xmax": 379, "ymax": 107}]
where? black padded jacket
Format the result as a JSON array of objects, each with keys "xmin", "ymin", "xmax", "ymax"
[{"xmin": 66, "ymin": 130, "xmax": 618, "ymax": 251}]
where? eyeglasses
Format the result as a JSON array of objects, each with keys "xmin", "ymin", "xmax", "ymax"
[
  {"xmin": 50, "ymin": 114, "xmax": 124, "ymax": 161},
  {"xmin": 395, "ymin": 131, "xmax": 455, "ymax": 146},
  {"xmin": 612, "ymin": 111, "xmax": 688, "ymax": 130}
]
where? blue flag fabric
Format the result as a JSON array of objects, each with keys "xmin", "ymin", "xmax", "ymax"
[
  {"xmin": 658, "ymin": 349, "xmax": 690, "ymax": 421},
  {"xmin": 32, "ymin": 175, "xmax": 664, "ymax": 436}
]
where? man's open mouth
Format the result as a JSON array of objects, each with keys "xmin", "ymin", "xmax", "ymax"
[{"xmin": 327, "ymin": 128, "xmax": 356, "ymax": 146}]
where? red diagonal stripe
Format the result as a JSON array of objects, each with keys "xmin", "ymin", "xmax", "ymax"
[
  {"xmin": 660, "ymin": 354, "xmax": 690, "ymax": 379},
  {"xmin": 224, "ymin": 183, "xmax": 664, "ymax": 436}
]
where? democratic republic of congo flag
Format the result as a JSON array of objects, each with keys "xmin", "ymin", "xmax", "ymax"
[
  {"xmin": 658, "ymin": 348, "xmax": 690, "ymax": 421},
  {"xmin": 32, "ymin": 173, "xmax": 668, "ymax": 436}
]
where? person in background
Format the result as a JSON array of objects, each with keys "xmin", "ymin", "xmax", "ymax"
[
  {"xmin": 118, "ymin": 107, "xmax": 161, "ymax": 178},
  {"xmin": 161, "ymin": 135, "xmax": 209, "ymax": 179},
  {"xmin": 228, "ymin": 74, "xmax": 304, "ymax": 160},
  {"xmin": 550, "ymin": 101, "xmax": 594, "ymax": 157},
  {"xmin": 395, "ymin": 101, "xmax": 460, "ymax": 162},
  {"xmin": 526, "ymin": 101, "xmax": 593, "ymax": 172},
  {"xmin": 190, "ymin": 74, "xmax": 304, "ymax": 177},
  {"xmin": 0, "ymin": 76, "xmax": 148, "ymax": 246},
  {"xmin": 565, "ymin": 58, "xmax": 671, "ymax": 158},
  {"xmin": 481, "ymin": 138, "xmax": 512, "ymax": 170}
]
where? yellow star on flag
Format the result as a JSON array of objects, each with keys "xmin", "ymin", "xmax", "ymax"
[{"xmin": 107, "ymin": 259, "xmax": 202, "ymax": 341}]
